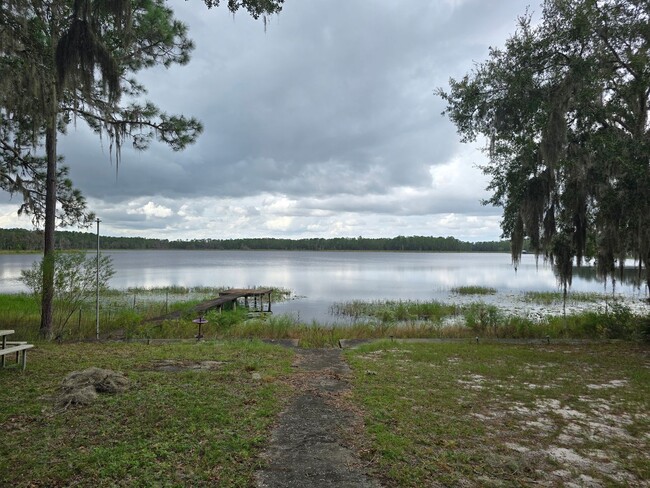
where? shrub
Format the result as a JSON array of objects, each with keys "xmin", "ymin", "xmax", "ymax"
[{"xmin": 20, "ymin": 251, "xmax": 115, "ymax": 339}]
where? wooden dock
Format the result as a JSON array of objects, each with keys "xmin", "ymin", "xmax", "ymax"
[{"xmin": 147, "ymin": 288, "xmax": 273, "ymax": 323}]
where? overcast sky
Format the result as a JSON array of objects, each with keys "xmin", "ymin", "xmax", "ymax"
[{"xmin": 1, "ymin": 0, "xmax": 543, "ymax": 241}]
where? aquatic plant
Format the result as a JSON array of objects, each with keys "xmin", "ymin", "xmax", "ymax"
[{"xmin": 451, "ymin": 286, "xmax": 497, "ymax": 295}]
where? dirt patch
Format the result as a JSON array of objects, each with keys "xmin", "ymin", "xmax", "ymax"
[
  {"xmin": 256, "ymin": 348, "xmax": 381, "ymax": 487},
  {"xmin": 56, "ymin": 368, "xmax": 129, "ymax": 408},
  {"xmin": 144, "ymin": 359, "xmax": 227, "ymax": 372},
  {"xmin": 497, "ymin": 396, "xmax": 647, "ymax": 486}
]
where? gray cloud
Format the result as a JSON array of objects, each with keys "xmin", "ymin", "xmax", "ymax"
[{"xmin": 5, "ymin": 0, "xmax": 540, "ymax": 241}]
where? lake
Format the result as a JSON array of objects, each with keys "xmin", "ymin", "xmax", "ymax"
[{"xmin": 1, "ymin": 250, "xmax": 647, "ymax": 322}]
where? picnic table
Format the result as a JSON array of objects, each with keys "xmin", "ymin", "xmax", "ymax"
[{"xmin": 0, "ymin": 330, "xmax": 34, "ymax": 371}]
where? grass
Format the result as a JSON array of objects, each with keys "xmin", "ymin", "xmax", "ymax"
[
  {"xmin": 3, "ymin": 339, "xmax": 647, "ymax": 486},
  {"xmin": 523, "ymin": 291, "xmax": 613, "ymax": 305},
  {"xmin": 3, "ymin": 287, "xmax": 648, "ymax": 346},
  {"xmin": 330, "ymin": 300, "xmax": 458, "ymax": 322},
  {"xmin": 0, "ymin": 340, "xmax": 294, "ymax": 487},
  {"xmin": 451, "ymin": 285, "xmax": 497, "ymax": 295},
  {"xmin": 346, "ymin": 341, "xmax": 650, "ymax": 487},
  {"xmin": 0, "ymin": 286, "xmax": 292, "ymax": 342}
]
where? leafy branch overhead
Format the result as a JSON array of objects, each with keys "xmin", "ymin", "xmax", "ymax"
[
  {"xmin": 438, "ymin": 0, "xmax": 650, "ymax": 292},
  {"xmin": 0, "ymin": 0, "xmax": 208, "ymax": 225}
]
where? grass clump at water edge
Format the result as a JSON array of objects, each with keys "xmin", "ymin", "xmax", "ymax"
[
  {"xmin": 523, "ymin": 290, "xmax": 613, "ymax": 305},
  {"xmin": 450, "ymin": 285, "xmax": 497, "ymax": 295}
]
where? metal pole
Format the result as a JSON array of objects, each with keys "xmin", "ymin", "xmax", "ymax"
[{"xmin": 96, "ymin": 218, "xmax": 101, "ymax": 340}]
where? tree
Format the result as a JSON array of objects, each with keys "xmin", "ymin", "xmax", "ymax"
[
  {"xmin": 1, "ymin": 0, "xmax": 283, "ymax": 338},
  {"xmin": 438, "ymin": 0, "xmax": 649, "ymax": 297},
  {"xmin": 20, "ymin": 251, "xmax": 115, "ymax": 339}
]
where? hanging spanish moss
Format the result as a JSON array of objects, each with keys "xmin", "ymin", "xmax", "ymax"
[
  {"xmin": 439, "ymin": 0, "xmax": 650, "ymax": 300},
  {"xmin": 55, "ymin": 0, "xmax": 131, "ymax": 101}
]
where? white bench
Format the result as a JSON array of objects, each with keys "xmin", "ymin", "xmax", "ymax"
[
  {"xmin": 0, "ymin": 344, "xmax": 34, "ymax": 370},
  {"xmin": 1, "ymin": 330, "xmax": 34, "ymax": 371}
]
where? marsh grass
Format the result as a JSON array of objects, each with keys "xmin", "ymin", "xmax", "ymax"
[
  {"xmin": 346, "ymin": 341, "xmax": 650, "ymax": 487},
  {"xmin": 3, "ymin": 291, "xmax": 648, "ymax": 343},
  {"xmin": 331, "ymin": 300, "xmax": 458, "ymax": 322},
  {"xmin": 451, "ymin": 285, "xmax": 497, "ymax": 295},
  {"xmin": 0, "ymin": 341, "xmax": 294, "ymax": 487},
  {"xmin": 0, "ymin": 286, "xmax": 292, "ymax": 342},
  {"xmin": 523, "ymin": 290, "xmax": 612, "ymax": 305},
  {"xmin": 329, "ymin": 299, "xmax": 649, "ymax": 341}
]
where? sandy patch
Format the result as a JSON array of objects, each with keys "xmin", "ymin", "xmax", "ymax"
[{"xmin": 586, "ymin": 379, "xmax": 628, "ymax": 390}]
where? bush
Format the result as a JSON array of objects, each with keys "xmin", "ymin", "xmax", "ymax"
[
  {"xmin": 462, "ymin": 303, "xmax": 502, "ymax": 336},
  {"xmin": 601, "ymin": 301, "xmax": 634, "ymax": 339},
  {"xmin": 20, "ymin": 251, "xmax": 115, "ymax": 339}
]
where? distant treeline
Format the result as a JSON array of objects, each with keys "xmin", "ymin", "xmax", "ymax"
[{"xmin": 0, "ymin": 228, "xmax": 511, "ymax": 253}]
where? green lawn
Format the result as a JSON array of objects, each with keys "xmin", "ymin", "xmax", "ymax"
[
  {"xmin": 2, "ymin": 340, "xmax": 648, "ymax": 487},
  {"xmin": 0, "ymin": 341, "xmax": 293, "ymax": 487}
]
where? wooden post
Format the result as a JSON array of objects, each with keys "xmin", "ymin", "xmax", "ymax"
[{"xmin": 268, "ymin": 292, "xmax": 272, "ymax": 312}]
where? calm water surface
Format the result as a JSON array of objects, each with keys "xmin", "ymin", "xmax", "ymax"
[{"xmin": 1, "ymin": 251, "xmax": 646, "ymax": 322}]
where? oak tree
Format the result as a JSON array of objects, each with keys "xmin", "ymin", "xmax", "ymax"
[{"xmin": 438, "ymin": 0, "xmax": 649, "ymax": 298}]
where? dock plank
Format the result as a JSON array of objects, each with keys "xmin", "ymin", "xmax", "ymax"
[{"xmin": 146, "ymin": 288, "xmax": 273, "ymax": 323}]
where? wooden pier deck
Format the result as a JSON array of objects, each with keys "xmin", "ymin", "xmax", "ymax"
[{"xmin": 147, "ymin": 288, "xmax": 273, "ymax": 323}]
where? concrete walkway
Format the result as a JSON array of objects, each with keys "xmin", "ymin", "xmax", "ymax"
[{"xmin": 256, "ymin": 348, "xmax": 381, "ymax": 488}]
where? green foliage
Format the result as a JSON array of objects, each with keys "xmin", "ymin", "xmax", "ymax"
[
  {"xmin": 1, "ymin": 0, "xmax": 211, "ymax": 336},
  {"xmin": 438, "ymin": 0, "xmax": 650, "ymax": 292},
  {"xmin": 331, "ymin": 300, "xmax": 458, "ymax": 323},
  {"xmin": 0, "ymin": 228, "xmax": 514, "ymax": 252},
  {"xmin": 462, "ymin": 302, "xmax": 502, "ymax": 335},
  {"xmin": 19, "ymin": 251, "xmax": 115, "ymax": 338},
  {"xmin": 206, "ymin": 308, "xmax": 249, "ymax": 330},
  {"xmin": 0, "ymin": 0, "xmax": 204, "ymax": 226}
]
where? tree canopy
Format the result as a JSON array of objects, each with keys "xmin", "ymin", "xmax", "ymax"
[{"xmin": 438, "ymin": 0, "xmax": 650, "ymax": 294}]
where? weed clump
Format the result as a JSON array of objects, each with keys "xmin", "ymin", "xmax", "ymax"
[
  {"xmin": 56, "ymin": 367, "xmax": 129, "ymax": 408},
  {"xmin": 451, "ymin": 286, "xmax": 497, "ymax": 295}
]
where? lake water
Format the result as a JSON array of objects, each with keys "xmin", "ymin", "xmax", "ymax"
[{"xmin": 1, "ymin": 251, "xmax": 647, "ymax": 322}]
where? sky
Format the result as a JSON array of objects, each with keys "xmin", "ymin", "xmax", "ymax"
[{"xmin": 0, "ymin": 0, "xmax": 543, "ymax": 242}]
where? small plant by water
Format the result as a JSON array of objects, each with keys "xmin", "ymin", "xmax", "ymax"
[
  {"xmin": 450, "ymin": 285, "xmax": 497, "ymax": 295},
  {"xmin": 523, "ymin": 290, "xmax": 612, "ymax": 305}
]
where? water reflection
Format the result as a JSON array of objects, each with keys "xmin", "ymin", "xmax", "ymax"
[{"xmin": 1, "ymin": 251, "xmax": 646, "ymax": 321}]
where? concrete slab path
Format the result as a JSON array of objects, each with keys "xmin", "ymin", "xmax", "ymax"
[{"xmin": 256, "ymin": 348, "xmax": 381, "ymax": 488}]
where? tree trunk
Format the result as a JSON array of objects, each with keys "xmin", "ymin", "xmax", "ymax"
[{"xmin": 40, "ymin": 114, "xmax": 58, "ymax": 339}]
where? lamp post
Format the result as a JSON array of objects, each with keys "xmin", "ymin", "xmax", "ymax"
[{"xmin": 96, "ymin": 218, "xmax": 101, "ymax": 340}]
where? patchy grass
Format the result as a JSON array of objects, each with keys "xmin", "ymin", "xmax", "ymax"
[
  {"xmin": 1, "ymin": 338, "xmax": 648, "ymax": 487},
  {"xmin": 330, "ymin": 300, "xmax": 458, "ymax": 322},
  {"xmin": 523, "ymin": 291, "xmax": 612, "ymax": 305},
  {"xmin": 451, "ymin": 285, "xmax": 498, "ymax": 295},
  {"xmin": 0, "ymin": 341, "xmax": 293, "ymax": 487},
  {"xmin": 346, "ymin": 341, "xmax": 650, "ymax": 487}
]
